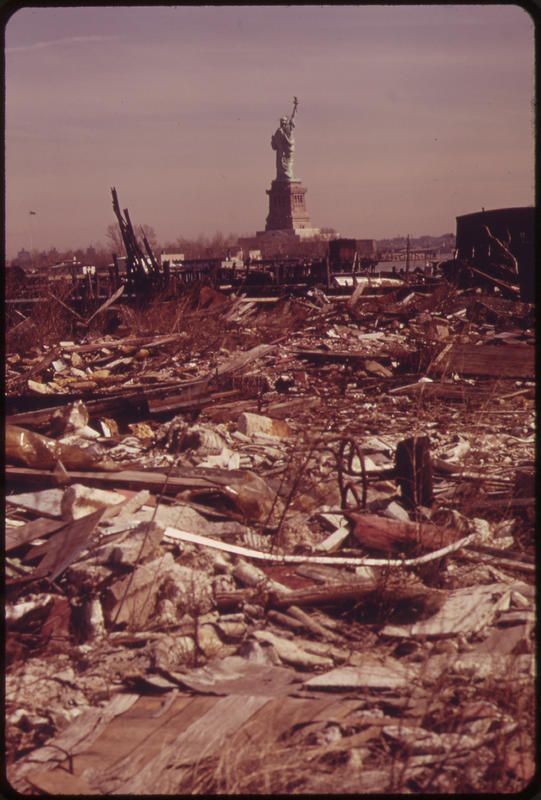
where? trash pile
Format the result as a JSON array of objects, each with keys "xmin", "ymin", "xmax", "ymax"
[{"xmin": 6, "ymin": 281, "xmax": 535, "ymax": 793}]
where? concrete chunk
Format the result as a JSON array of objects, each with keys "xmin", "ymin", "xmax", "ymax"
[{"xmin": 237, "ymin": 412, "xmax": 293, "ymax": 439}]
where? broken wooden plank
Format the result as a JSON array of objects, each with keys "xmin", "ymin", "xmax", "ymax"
[
  {"xmin": 215, "ymin": 343, "xmax": 276, "ymax": 377},
  {"xmin": 13, "ymin": 507, "xmax": 106, "ymax": 585},
  {"xmin": 5, "ymin": 466, "xmax": 220, "ymax": 493},
  {"xmin": 6, "ymin": 375, "xmax": 230, "ymax": 427},
  {"xmin": 215, "ymin": 579, "xmax": 377, "ymax": 611},
  {"xmin": 5, "ymin": 517, "xmax": 66, "ymax": 552},
  {"xmin": 295, "ymin": 348, "xmax": 392, "ymax": 365},
  {"xmin": 315, "ymin": 527, "xmax": 351, "ymax": 553},
  {"xmin": 285, "ymin": 605, "xmax": 345, "ymax": 641},
  {"xmin": 7, "ymin": 490, "xmax": 146, "ymax": 591},
  {"xmin": 201, "ymin": 399, "xmax": 261, "ymax": 423},
  {"xmin": 347, "ymin": 513, "xmax": 460, "ymax": 554}
]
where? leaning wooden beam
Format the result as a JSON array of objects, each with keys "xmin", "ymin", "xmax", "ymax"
[
  {"xmin": 83, "ymin": 284, "xmax": 125, "ymax": 326},
  {"xmin": 468, "ymin": 264, "xmax": 519, "ymax": 298},
  {"xmin": 47, "ymin": 291, "xmax": 86, "ymax": 322},
  {"xmin": 111, "ymin": 188, "xmax": 135, "ymax": 265},
  {"xmin": 140, "ymin": 229, "xmax": 161, "ymax": 276},
  {"xmin": 123, "ymin": 208, "xmax": 147, "ymax": 269},
  {"xmin": 6, "ymin": 508, "xmax": 106, "ymax": 592}
]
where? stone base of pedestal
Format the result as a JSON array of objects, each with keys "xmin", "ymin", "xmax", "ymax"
[
  {"xmin": 254, "ymin": 227, "xmax": 321, "ymax": 240},
  {"xmin": 265, "ymin": 180, "xmax": 312, "ymax": 232},
  {"xmin": 239, "ymin": 228, "xmax": 326, "ymax": 258}
]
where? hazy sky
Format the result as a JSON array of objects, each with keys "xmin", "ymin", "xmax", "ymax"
[{"xmin": 5, "ymin": 4, "xmax": 535, "ymax": 257}]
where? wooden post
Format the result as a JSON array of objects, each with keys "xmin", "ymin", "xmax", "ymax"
[
  {"xmin": 163, "ymin": 260, "xmax": 170, "ymax": 292},
  {"xmin": 405, "ymin": 234, "xmax": 411, "ymax": 279},
  {"xmin": 112, "ymin": 254, "xmax": 120, "ymax": 289},
  {"xmin": 395, "ymin": 435, "xmax": 433, "ymax": 508}
]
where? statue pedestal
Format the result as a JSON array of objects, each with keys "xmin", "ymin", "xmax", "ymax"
[
  {"xmin": 265, "ymin": 180, "xmax": 312, "ymax": 232},
  {"xmin": 238, "ymin": 172, "xmax": 324, "ymax": 257}
]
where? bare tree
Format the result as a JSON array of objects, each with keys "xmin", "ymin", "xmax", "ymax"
[{"xmin": 106, "ymin": 223, "xmax": 125, "ymax": 256}]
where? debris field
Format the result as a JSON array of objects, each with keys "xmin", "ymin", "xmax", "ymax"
[{"xmin": 5, "ymin": 279, "xmax": 535, "ymax": 794}]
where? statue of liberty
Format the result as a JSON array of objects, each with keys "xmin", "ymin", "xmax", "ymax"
[{"xmin": 271, "ymin": 96, "xmax": 298, "ymax": 181}]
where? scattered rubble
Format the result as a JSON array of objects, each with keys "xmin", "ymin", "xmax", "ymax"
[{"xmin": 5, "ymin": 278, "xmax": 535, "ymax": 794}]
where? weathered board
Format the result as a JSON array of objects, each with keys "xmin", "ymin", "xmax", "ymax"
[{"xmin": 433, "ymin": 343, "xmax": 534, "ymax": 378}]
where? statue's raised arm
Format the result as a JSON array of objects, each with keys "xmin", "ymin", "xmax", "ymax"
[
  {"xmin": 289, "ymin": 96, "xmax": 298, "ymax": 125},
  {"xmin": 271, "ymin": 96, "xmax": 298, "ymax": 182}
]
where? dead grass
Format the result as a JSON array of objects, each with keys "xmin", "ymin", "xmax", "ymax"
[
  {"xmin": 7, "ymin": 282, "xmax": 78, "ymax": 352},
  {"xmin": 156, "ymin": 652, "xmax": 535, "ymax": 795},
  {"xmin": 163, "ymin": 716, "xmax": 367, "ymax": 795}
]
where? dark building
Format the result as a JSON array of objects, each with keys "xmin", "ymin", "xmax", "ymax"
[
  {"xmin": 456, "ymin": 207, "xmax": 534, "ymax": 302},
  {"xmin": 328, "ymin": 238, "xmax": 378, "ymax": 270},
  {"xmin": 328, "ymin": 238, "xmax": 356, "ymax": 267},
  {"xmin": 14, "ymin": 248, "xmax": 32, "ymax": 269}
]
